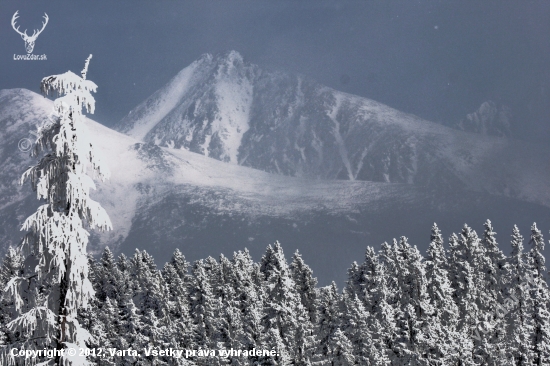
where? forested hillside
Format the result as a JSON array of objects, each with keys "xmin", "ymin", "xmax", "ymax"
[{"xmin": 1, "ymin": 220, "xmax": 547, "ymax": 365}]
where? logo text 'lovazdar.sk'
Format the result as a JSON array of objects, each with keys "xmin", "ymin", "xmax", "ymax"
[{"xmin": 11, "ymin": 10, "xmax": 48, "ymax": 60}]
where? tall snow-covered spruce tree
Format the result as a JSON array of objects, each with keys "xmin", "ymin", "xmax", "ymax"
[{"xmin": 3, "ymin": 55, "xmax": 112, "ymax": 366}]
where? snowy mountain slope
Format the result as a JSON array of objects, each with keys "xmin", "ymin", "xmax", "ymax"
[
  {"xmin": 117, "ymin": 51, "xmax": 550, "ymax": 209},
  {"xmin": 0, "ymin": 89, "xmax": 423, "ymax": 250},
  {"xmin": 3, "ymin": 88, "xmax": 548, "ymax": 285},
  {"xmin": 118, "ymin": 51, "xmax": 254, "ymax": 164},
  {"xmin": 0, "ymin": 89, "xmax": 412, "ymax": 240}
]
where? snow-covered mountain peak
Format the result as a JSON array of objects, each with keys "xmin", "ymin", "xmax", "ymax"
[
  {"xmin": 214, "ymin": 50, "xmax": 245, "ymax": 73},
  {"xmin": 2, "ymin": 87, "xmax": 550, "ymax": 286},
  {"xmin": 114, "ymin": 53, "xmax": 550, "ymax": 211},
  {"xmin": 118, "ymin": 50, "xmax": 255, "ymax": 164},
  {"xmin": 455, "ymin": 101, "xmax": 512, "ymax": 137},
  {"xmin": 0, "ymin": 87, "xmax": 431, "ymax": 257}
]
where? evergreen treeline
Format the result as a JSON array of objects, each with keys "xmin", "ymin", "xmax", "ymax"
[{"xmin": 1, "ymin": 220, "xmax": 549, "ymax": 365}]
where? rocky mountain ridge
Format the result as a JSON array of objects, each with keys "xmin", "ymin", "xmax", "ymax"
[
  {"xmin": 117, "ymin": 51, "xmax": 550, "ymax": 207},
  {"xmin": 455, "ymin": 101, "xmax": 512, "ymax": 137},
  {"xmin": 2, "ymin": 88, "xmax": 549, "ymax": 284}
]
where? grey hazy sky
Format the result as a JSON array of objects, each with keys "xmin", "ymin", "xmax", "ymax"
[{"xmin": 1, "ymin": 1, "xmax": 549, "ymax": 142}]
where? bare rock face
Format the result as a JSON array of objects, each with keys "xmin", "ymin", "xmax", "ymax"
[{"xmin": 456, "ymin": 101, "xmax": 512, "ymax": 138}]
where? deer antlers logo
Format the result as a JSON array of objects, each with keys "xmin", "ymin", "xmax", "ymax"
[{"xmin": 11, "ymin": 11, "xmax": 49, "ymax": 54}]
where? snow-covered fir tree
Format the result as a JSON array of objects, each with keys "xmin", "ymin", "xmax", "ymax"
[
  {"xmin": 290, "ymin": 250, "xmax": 318, "ymax": 325},
  {"xmin": 1, "ymin": 186, "xmax": 549, "ymax": 366},
  {"xmin": 327, "ymin": 328, "xmax": 355, "ymax": 366},
  {"xmin": 2, "ymin": 55, "xmax": 112, "ymax": 366},
  {"xmin": 188, "ymin": 257, "xmax": 222, "ymax": 359},
  {"xmin": 506, "ymin": 225, "xmax": 534, "ymax": 365},
  {"xmin": 230, "ymin": 250, "xmax": 265, "ymax": 364},
  {"xmin": 317, "ymin": 281, "xmax": 341, "ymax": 361},
  {"xmin": 0, "ymin": 248, "xmax": 23, "ymax": 348},
  {"xmin": 527, "ymin": 224, "xmax": 550, "ymax": 365},
  {"xmin": 425, "ymin": 224, "xmax": 460, "ymax": 363},
  {"xmin": 259, "ymin": 241, "xmax": 313, "ymax": 365},
  {"xmin": 479, "ymin": 220, "xmax": 510, "ymax": 365},
  {"xmin": 340, "ymin": 290, "xmax": 389, "ymax": 365}
]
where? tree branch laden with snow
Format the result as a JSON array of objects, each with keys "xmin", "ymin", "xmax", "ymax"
[{"xmin": 2, "ymin": 55, "xmax": 111, "ymax": 366}]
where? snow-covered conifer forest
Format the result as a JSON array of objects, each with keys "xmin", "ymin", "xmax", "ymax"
[
  {"xmin": 0, "ymin": 15, "xmax": 549, "ymax": 365},
  {"xmin": 1, "ymin": 219, "xmax": 549, "ymax": 365},
  {"xmin": 1, "ymin": 57, "xmax": 112, "ymax": 366}
]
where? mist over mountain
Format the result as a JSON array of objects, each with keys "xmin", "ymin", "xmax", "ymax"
[
  {"xmin": 2, "ymin": 87, "xmax": 549, "ymax": 285},
  {"xmin": 2, "ymin": 53, "xmax": 550, "ymax": 285},
  {"xmin": 118, "ymin": 51, "xmax": 550, "ymax": 208}
]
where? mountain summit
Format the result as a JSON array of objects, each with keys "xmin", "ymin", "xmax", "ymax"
[
  {"xmin": 118, "ymin": 51, "xmax": 255, "ymax": 165},
  {"xmin": 121, "ymin": 50, "xmax": 442, "ymax": 183},
  {"xmin": 2, "ymin": 87, "xmax": 550, "ymax": 284},
  {"xmin": 117, "ymin": 51, "xmax": 550, "ymax": 208}
]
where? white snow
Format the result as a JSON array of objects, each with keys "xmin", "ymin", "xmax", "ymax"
[
  {"xmin": 200, "ymin": 131, "xmax": 212, "ymax": 157},
  {"xmin": 3, "ymin": 88, "xmax": 550, "ymax": 254},
  {"xmin": 86, "ymin": 120, "xmax": 143, "ymax": 248},
  {"xmin": 125, "ymin": 61, "xmax": 200, "ymax": 141},
  {"xmin": 212, "ymin": 76, "xmax": 253, "ymax": 163},
  {"xmin": 121, "ymin": 51, "xmax": 253, "ymax": 165},
  {"xmin": 327, "ymin": 93, "xmax": 354, "ymax": 181}
]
